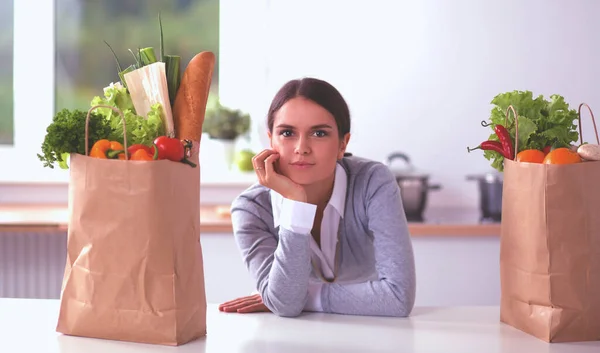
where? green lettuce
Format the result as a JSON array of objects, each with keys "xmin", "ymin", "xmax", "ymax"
[
  {"xmin": 90, "ymin": 83, "xmax": 165, "ymax": 146},
  {"xmin": 482, "ymin": 91, "xmax": 579, "ymax": 172}
]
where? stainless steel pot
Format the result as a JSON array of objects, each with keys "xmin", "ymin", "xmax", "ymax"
[
  {"xmin": 386, "ymin": 152, "xmax": 441, "ymax": 222},
  {"xmin": 466, "ymin": 172, "xmax": 503, "ymax": 222}
]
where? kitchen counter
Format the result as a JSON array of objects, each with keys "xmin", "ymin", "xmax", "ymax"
[
  {"xmin": 0, "ymin": 204, "xmax": 500, "ymax": 236},
  {"xmin": 1, "ymin": 298, "xmax": 599, "ymax": 353}
]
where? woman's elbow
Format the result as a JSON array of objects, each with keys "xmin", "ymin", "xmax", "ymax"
[
  {"xmin": 272, "ymin": 306, "xmax": 304, "ymax": 318},
  {"xmin": 390, "ymin": 303, "xmax": 414, "ymax": 317},
  {"xmin": 388, "ymin": 283, "xmax": 416, "ymax": 317},
  {"xmin": 380, "ymin": 298, "xmax": 414, "ymax": 318},
  {"xmin": 262, "ymin": 293, "xmax": 305, "ymax": 317},
  {"xmin": 264, "ymin": 300, "xmax": 304, "ymax": 317}
]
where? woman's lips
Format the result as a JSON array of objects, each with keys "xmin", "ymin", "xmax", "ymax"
[{"xmin": 290, "ymin": 162, "xmax": 315, "ymax": 169}]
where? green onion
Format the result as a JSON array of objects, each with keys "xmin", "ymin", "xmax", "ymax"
[
  {"xmin": 104, "ymin": 40, "xmax": 123, "ymax": 74},
  {"xmin": 140, "ymin": 47, "xmax": 157, "ymax": 66},
  {"xmin": 119, "ymin": 65, "xmax": 136, "ymax": 88},
  {"xmin": 128, "ymin": 49, "xmax": 141, "ymax": 68},
  {"xmin": 164, "ymin": 55, "xmax": 181, "ymax": 106},
  {"xmin": 159, "ymin": 12, "xmax": 165, "ymax": 62}
]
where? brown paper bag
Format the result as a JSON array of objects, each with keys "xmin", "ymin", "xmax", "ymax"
[
  {"xmin": 500, "ymin": 104, "xmax": 600, "ymax": 343},
  {"xmin": 56, "ymin": 105, "xmax": 207, "ymax": 346}
]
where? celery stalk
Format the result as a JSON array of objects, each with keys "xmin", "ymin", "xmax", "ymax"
[
  {"xmin": 140, "ymin": 47, "xmax": 157, "ymax": 66},
  {"xmin": 164, "ymin": 55, "xmax": 181, "ymax": 106}
]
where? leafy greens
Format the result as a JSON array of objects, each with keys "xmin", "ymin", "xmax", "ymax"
[
  {"xmin": 37, "ymin": 109, "xmax": 113, "ymax": 169},
  {"xmin": 90, "ymin": 82, "xmax": 165, "ymax": 146},
  {"xmin": 483, "ymin": 91, "xmax": 579, "ymax": 172}
]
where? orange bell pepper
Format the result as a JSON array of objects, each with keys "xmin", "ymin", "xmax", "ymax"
[{"xmin": 89, "ymin": 139, "xmax": 125, "ymax": 159}]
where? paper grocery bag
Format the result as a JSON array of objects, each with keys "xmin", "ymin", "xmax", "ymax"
[
  {"xmin": 56, "ymin": 105, "xmax": 207, "ymax": 346},
  {"xmin": 500, "ymin": 104, "xmax": 600, "ymax": 343}
]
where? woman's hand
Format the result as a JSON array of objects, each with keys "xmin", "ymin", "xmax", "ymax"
[
  {"xmin": 253, "ymin": 149, "xmax": 307, "ymax": 202},
  {"xmin": 218, "ymin": 294, "xmax": 271, "ymax": 313}
]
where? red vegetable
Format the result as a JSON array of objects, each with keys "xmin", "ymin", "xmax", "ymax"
[
  {"xmin": 480, "ymin": 121, "xmax": 515, "ymax": 160},
  {"xmin": 153, "ymin": 136, "xmax": 197, "ymax": 167},
  {"xmin": 542, "ymin": 145, "xmax": 552, "ymax": 155},
  {"xmin": 130, "ymin": 143, "xmax": 159, "ymax": 161},
  {"xmin": 467, "ymin": 140, "xmax": 512, "ymax": 159},
  {"xmin": 154, "ymin": 136, "xmax": 184, "ymax": 161},
  {"xmin": 128, "ymin": 144, "xmax": 154, "ymax": 156},
  {"xmin": 494, "ymin": 124, "xmax": 514, "ymax": 160}
]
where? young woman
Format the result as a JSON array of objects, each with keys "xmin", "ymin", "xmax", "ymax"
[{"xmin": 218, "ymin": 77, "xmax": 416, "ymax": 317}]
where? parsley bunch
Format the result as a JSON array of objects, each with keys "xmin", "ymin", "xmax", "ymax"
[{"xmin": 37, "ymin": 109, "xmax": 113, "ymax": 169}]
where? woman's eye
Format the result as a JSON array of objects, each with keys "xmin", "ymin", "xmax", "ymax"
[
  {"xmin": 279, "ymin": 130, "xmax": 293, "ymax": 137},
  {"xmin": 314, "ymin": 130, "xmax": 328, "ymax": 137}
]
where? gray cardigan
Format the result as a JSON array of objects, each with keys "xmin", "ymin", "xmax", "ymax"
[{"xmin": 230, "ymin": 155, "xmax": 416, "ymax": 317}]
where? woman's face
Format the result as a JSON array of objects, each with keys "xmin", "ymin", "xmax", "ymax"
[{"xmin": 268, "ymin": 97, "xmax": 350, "ymax": 186}]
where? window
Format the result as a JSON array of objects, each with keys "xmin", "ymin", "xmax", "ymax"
[
  {"xmin": 0, "ymin": 0, "xmax": 13, "ymax": 146},
  {"xmin": 55, "ymin": 0, "xmax": 219, "ymax": 115},
  {"xmin": 0, "ymin": 0, "xmax": 219, "ymax": 183},
  {"xmin": 1, "ymin": 0, "xmax": 268, "ymax": 185}
]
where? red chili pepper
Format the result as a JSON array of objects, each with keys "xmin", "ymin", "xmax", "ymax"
[
  {"xmin": 153, "ymin": 136, "xmax": 197, "ymax": 167},
  {"xmin": 494, "ymin": 124, "xmax": 514, "ymax": 160},
  {"xmin": 542, "ymin": 145, "xmax": 552, "ymax": 155},
  {"xmin": 467, "ymin": 140, "xmax": 512, "ymax": 159}
]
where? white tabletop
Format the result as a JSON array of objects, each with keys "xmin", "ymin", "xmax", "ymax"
[{"xmin": 1, "ymin": 298, "xmax": 599, "ymax": 353}]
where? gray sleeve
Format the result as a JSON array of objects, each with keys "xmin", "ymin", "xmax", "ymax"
[
  {"xmin": 320, "ymin": 164, "xmax": 417, "ymax": 317},
  {"xmin": 230, "ymin": 195, "xmax": 312, "ymax": 317}
]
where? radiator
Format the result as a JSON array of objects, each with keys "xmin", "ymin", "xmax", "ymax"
[{"xmin": 0, "ymin": 231, "xmax": 66, "ymax": 299}]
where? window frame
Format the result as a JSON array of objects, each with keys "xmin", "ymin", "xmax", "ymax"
[{"xmin": 0, "ymin": 2, "xmax": 59, "ymax": 183}]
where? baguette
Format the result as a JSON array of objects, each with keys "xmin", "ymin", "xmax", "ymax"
[{"xmin": 173, "ymin": 51, "xmax": 216, "ymax": 142}]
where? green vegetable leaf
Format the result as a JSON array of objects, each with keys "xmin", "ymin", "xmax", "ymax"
[
  {"xmin": 58, "ymin": 152, "xmax": 70, "ymax": 169},
  {"xmin": 119, "ymin": 103, "xmax": 165, "ymax": 146},
  {"xmin": 90, "ymin": 83, "xmax": 164, "ymax": 146},
  {"xmin": 37, "ymin": 109, "xmax": 112, "ymax": 169},
  {"xmin": 475, "ymin": 90, "xmax": 580, "ymax": 172},
  {"xmin": 514, "ymin": 116, "xmax": 537, "ymax": 151}
]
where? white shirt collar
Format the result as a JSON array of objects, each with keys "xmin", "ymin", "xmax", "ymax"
[{"xmin": 271, "ymin": 163, "xmax": 347, "ymax": 228}]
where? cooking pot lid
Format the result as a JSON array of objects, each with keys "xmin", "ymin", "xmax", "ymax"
[{"xmin": 385, "ymin": 152, "xmax": 429, "ymax": 178}]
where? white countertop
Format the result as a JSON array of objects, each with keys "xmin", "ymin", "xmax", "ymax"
[{"xmin": 2, "ymin": 298, "xmax": 599, "ymax": 353}]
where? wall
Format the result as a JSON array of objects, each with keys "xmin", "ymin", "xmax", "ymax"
[
  {"xmin": 8, "ymin": 0, "xmax": 600, "ymax": 209},
  {"xmin": 222, "ymin": 0, "xmax": 600, "ymax": 209}
]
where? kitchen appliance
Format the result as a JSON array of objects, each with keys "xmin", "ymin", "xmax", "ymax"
[
  {"xmin": 466, "ymin": 171, "xmax": 503, "ymax": 222},
  {"xmin": 385, "ymin": 152, "xmax": 441, "ymax": 222}
]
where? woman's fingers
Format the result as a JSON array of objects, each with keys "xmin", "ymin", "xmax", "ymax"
[
  {"xmin": 252, "ymin": 150, "xmax": 273, "ymax": 168},
  {"xmin": 219, "ymin": 294, "xmax": 262, "ymax": 312},
  {"xmin": 220, "ymin": 295, "xmax": 259, "ymax": 308},
  {"xmin": 252, "ymin": 149, "xmax": 275, "ymax": 181},
  {"xmin": 263, "ymin": 153, "xmax": 280, "ymax": 181},
  {"xmin": 237, "ymin": 302, "xmax": 269, "ymax": 313},
  {"xmin": 218, "ymin": 293, "xmax": 271, "ymax": 314}
]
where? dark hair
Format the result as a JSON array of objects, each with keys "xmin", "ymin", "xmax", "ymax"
[{"xmin": 267, "ymin": 77, "xmax": 351, "ymax": 138}]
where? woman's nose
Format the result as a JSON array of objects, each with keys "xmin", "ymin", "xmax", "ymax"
[{"xmin": 294, "ymin": 137, "xmax": 311, "ymax": 155}]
